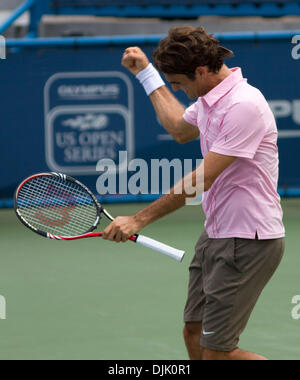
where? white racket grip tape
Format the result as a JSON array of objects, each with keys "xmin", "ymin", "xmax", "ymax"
[{"xmin": 135, "ymin": 235, "xmax": 185, "ymax": 262}]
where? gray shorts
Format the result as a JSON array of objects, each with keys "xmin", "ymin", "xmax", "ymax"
[{"xmin": 184, "ymin": 231, "xmax": 285, "ymax": 352}]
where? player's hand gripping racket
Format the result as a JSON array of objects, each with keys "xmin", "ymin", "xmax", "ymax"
[{"xmin": 14, "ymin": 173, "xmax": 185, "ymax": 262}]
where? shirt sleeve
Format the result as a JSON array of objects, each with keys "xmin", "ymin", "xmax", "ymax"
[
  {"xmin": 210, "ymin": 101, "xmax": 267, "ymax": 159},
  {"xmin": 182, "ymin": 101, "xmax": 199, "ymax": 127}
]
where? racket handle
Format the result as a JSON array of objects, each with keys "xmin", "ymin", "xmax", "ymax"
[{"xmin": 134, "ymin": 234, "xmax": 185, "ymax": 262}]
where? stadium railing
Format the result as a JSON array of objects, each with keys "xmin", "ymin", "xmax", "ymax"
[{"xmin": 1, "ymin": 1, "xmax": 300, "ymax": 37}]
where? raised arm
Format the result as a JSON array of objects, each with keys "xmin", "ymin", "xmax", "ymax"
[
  {"xmin": 149, "ymin": 86, "xmax": 199, "ymax": 144},
  {"xmin": 121, "ymin": 46, "xmax": 199, "ymax": 144}
]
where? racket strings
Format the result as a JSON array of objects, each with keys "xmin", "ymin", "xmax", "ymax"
[
  {"xmin": 17, "ymin": 176, "xmax": 98, "ymax": 236},
  {"xmin": 19, "ymin": 187, "xmax": 92, "ymax": 228},
  {"xmin": 18, "ymin": 179, "xmax": 97, "ymax": 235}
]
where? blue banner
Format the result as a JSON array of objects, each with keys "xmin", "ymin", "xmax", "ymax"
[{"xmin": 1, "ymin": 33, "xmax": 300, "ymax": 203}]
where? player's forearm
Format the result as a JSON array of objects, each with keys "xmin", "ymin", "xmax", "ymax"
[
  {"xmin": 134, "ymin": 165, "xmax": 204, "ymax": 229},
  {"xmin": 134, "ymin": 63, "xmax": 187, "ymax": 142},
  {"xmin": 149, "ymin": 86, "xmax": 186, "ymax": 142},
  {"xmin": 133, "ymin": 192, "xmax": 186, "ymax": 230}
]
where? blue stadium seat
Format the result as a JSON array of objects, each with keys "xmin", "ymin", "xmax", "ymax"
[
  {"xmin": 20, "ymin": 0, "xmax": 300, "ymax": 36},
  {"xmin": 47, "ymin": 0, "xmax": 300, "ymax": 17},
  {"xmin": 50, "ymin": 0, "xmax": 297, "ymax": 6}
]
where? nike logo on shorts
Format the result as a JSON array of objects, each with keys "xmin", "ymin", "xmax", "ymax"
[{"xmin": 202, "ymin": 330, "xmax": 215, "ymax": 336}]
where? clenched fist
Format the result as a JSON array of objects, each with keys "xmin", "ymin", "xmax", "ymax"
[{"xmin": 121, "ymin": 47, "xmax": 150, "ymax": 76}]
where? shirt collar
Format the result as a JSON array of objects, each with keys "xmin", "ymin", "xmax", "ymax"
[{"xmin": 201, "ymin": 67, "xmax": 245, "ymax": 108}]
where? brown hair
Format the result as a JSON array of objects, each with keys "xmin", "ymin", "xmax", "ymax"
[{"xmin": 152, "ymin": 26, "xmax": 233, "ymax": 79}]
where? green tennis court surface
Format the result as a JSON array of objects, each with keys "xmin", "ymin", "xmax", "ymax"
[{"xmin": 0, "ymin": 199, "xmax": 299, "ymax": 360}]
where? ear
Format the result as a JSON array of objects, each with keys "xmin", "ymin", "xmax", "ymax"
[{"xmin": 195, "ymin": 66, "xmax": 207, "ymax": 77}]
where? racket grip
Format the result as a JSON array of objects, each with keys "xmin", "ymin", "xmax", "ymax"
[{"xmin": 135, "ymin": 234, "xmax": 185, "ymax": 262}]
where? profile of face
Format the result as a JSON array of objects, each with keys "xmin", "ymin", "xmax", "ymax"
[{"xmin": 164, "ymin": 66, "xmax": 213, "ymax": 99}]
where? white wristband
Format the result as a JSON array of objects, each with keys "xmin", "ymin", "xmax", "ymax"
[{"xmin": 136, "ymin": 63, "xmax": 165, "ymax": 96}]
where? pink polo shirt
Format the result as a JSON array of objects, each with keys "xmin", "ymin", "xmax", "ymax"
[{"xmin": 183, "ymin": 67, "xmax": 285, "ymax": 239}]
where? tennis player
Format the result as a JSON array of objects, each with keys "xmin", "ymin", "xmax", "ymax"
[{"xmin": 103, "ymin": 26, "xmax": 285, "ymax": 360}]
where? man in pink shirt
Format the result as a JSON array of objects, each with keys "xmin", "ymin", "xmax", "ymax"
[{"xmin": 103, "ymin": 26, "xmax": 285, "ymax": 360}]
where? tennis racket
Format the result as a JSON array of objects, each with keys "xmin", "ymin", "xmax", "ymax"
[{"xmin": 14, "ymin": 172, "xmax": 185, "ymax": 262}]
